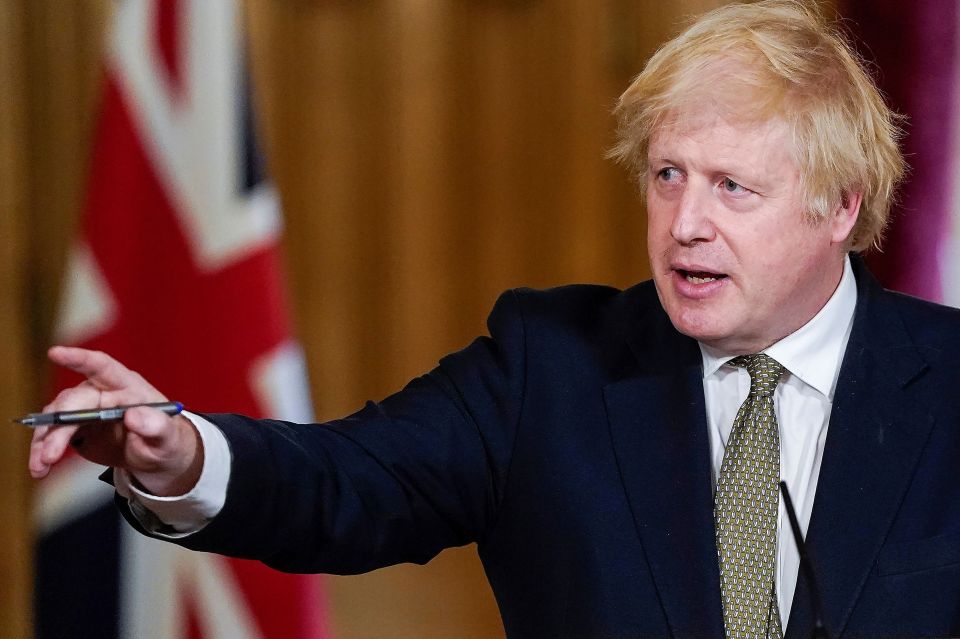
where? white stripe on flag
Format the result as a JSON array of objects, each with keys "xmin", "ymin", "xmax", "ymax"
[
  {"xmin": 54, "ymin": 242, "xmax": 117, "ymax": 344},
  {"xmin": 120, "ymin": 528, "xmax": 264, "ymax": 639},
  {"xmin": 34, "ymin": 457, "xmax": 115, "ymax": 535},
  {"xmin": 251, "ymin": 340, "xmax": 315, "ymax": 423}
]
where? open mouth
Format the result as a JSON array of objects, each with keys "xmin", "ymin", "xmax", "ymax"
[{"xmin": 678, "ymin": 269, "xmax": 727, "ymax": 284}]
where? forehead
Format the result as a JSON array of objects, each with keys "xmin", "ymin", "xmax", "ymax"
[{"xmin": 648, "ymin": 111, "xmax": 799, "ymax": 179}]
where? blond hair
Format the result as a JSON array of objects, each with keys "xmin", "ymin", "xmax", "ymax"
[{"xmin": 609, "ymin": 0, "xmax": 906, "ymax": 251}]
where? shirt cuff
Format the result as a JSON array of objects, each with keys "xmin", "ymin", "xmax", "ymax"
[{"xmin": 114, "ymin": 411, "xmax": 231, "ymax": 538}]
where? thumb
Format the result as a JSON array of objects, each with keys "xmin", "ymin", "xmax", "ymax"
[
  {"xmin": 122, "ymin": 409, "xmax": 202, "ymax": 495},
  {"xmin": 123, "ymin": 405, "xmax": 173, "ymax": 441}
]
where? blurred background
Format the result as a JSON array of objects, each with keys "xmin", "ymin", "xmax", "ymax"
[{"xmin": 0, "ymin": 0, "xmax": 955, "ymax": 637}]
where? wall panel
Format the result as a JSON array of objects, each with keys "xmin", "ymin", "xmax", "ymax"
[{"xmin": 0, "ymin": 1, "xmax": 32, "ymax": 635}]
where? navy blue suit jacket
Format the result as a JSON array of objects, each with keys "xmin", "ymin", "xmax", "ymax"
[{"xmin": 123, "ymin": 258, "xmax": 960, "ymax": 638}]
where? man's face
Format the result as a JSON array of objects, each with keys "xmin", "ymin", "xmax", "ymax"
[{"xmin": 646, "ymin": 113, "xmax": 857, "ymax": 354}]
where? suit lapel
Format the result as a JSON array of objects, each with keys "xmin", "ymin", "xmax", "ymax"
[
  {"xmin": 786, "ymin": 261, "xmax": 933, "ymax": 639},
  {"xmin": 604, "ymin": 293, "xmax": 724, "ymax": 639}
]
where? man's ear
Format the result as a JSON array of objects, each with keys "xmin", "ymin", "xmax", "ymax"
[{"xmin": 831, "ymin": 190, "xmax": 862, "ymax": 245}]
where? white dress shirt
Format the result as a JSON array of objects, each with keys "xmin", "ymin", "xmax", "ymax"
[
  {"xmin": 117, "ymin": 257, "xmax": 858, "ymax": 630},
  {"xmin": 700, "ymin": 255, "xmax": 857, "ymax": 627}
]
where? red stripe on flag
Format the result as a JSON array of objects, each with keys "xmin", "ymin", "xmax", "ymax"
[{"xmin": 156, "ymin": 0, "xmax": 183, "ymax": 99}]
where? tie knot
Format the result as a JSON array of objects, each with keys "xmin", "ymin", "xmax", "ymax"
[{"xmin": 729, "ymin": 353, "xmax": 785, "ymax": 397}]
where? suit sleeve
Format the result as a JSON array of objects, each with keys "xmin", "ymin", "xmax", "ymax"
[{"xmin": 117, "ymin": 289, "xmax": 529, "ymax": 575}]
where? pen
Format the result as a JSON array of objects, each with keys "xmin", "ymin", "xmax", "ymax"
[{"xmin": 12, "ymin": 401, "xmax": 184, "ymax": 427}]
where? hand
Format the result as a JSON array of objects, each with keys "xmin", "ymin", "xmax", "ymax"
[{"xmin": 29, "ymin": 346, "xmax": 204, "ymax": 497}]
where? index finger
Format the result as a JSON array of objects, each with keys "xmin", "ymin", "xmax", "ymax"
[{"xmin": 47, "ymin": 346, "xmax": 136, "ymax": 391}]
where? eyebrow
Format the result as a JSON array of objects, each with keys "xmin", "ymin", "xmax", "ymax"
[
  {"xmin": 647, "ymin": 156, "xmax": 780, "ymax": 193},
  {"xmin": 647, "ymin": 157, "xmax": 687, "ymax": 173}
]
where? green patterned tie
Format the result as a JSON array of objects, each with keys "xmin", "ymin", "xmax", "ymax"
[{"xmin": 715, "ymin": 353, "xmax": 785, "ymax": 639}]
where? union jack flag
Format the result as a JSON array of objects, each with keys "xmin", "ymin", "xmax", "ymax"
[{"xmin": 34, "ymin": 2, "xmax": 330, "ymax": 637}]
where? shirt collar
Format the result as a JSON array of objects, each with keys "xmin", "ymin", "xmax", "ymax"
[{"xmin": 699, "ymin": 255, "xmax": 857, "ymax": 399}]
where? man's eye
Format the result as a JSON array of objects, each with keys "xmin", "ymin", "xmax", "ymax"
[
  {"xmin": 721, "ymin": 177, "xmax": 747, "ymax": 194},
  {"xmin": 658, "ymin": 167, "xmax": 681, "ymax": 181}
]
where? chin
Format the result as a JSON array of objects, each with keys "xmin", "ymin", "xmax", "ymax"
[
  {"xmin": 664, "ymin": 307, "xmax": 725, "ymax": 344},
  {"xmin": 668, "ymin": 308, "xmax": 751, "ymax": 351}
]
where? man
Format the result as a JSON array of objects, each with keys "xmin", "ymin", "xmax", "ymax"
[{"xmin": 29, "ymin": 1, "xmax": 960, "ymax": 637}]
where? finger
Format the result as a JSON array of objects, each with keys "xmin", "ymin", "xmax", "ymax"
[
  {"xmin": 42, "ymin": 381, "xmax": 102, "ymax": 413},
  {"xmin": 45, "ymin": 383, "xmax": 162, "ymax": 414},
  {"xmin": 28, "ymin": 424, "xmax": 79, "ymax": 478},
  {"xmin": 42, "ymin": 425, "xmax": 81, "ymax": 465},
  {"xmin": 47, "ymin": 346, "xmax": 166, "ymax": 405},
  {"xmin": 29, "ymin": 426, "xmax": 52, "ymax": 478},
  {"xmin": 48, "ymin": 346, "xmax": 137, "ymax": 391}
]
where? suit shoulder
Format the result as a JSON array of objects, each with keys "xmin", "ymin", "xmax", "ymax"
[
  {"xmin": 882, "ymin": 288, "xmax": 960, "ymax": 326},
  {"xmin": 501, "ymin": 281, "xmax": 659, "ymax": 328},
  {"xmin": 878, "ymin": 288, "xmax": 960, "ymax": 350},
  {"xmin": 482, "ymin": 282, "xmax": 667, "ymax": 374}
]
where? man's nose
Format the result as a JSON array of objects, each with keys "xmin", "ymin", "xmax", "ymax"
[{"xmin": 669, "ymin": 185, "xmax": 715, "ymax": 245}]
